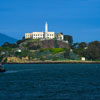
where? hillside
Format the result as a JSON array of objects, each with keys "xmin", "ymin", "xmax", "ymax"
[
  {"xmin": 0, "ymin": 33, "xmax": 17, "ymax": 45},
  {"xmin": 1, "ymin": 37, "xmax": 100, "ymax": 62},
  {"xmin": 40, "ymin": 40, "xmax": 69, "ymax": 48},
  {"xmin": 19, "ymin": 39, "xmax": 70, "ymax": 50},
  {"xmin": 0, "ymin": 38, "xmax": 81, "ymax": 62}
]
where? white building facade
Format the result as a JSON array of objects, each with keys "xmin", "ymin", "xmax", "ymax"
[
  {"xmin": 25, "ymin": 32, "xmax": 55, "ymax": 39},
  {"xmin": 25, "ymin": 22, "xmax": 63, "ymax": 40}
]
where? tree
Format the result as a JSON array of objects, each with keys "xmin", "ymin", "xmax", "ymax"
[
  {"xmin": 22, "ymin": 36, "xmax": 25, "ymax": 40},
  {"xmin": 72, "ymin": 42, "xmax": 87, "ymax": 57},
  {"xmin": 2, "ymin": 42, "xmax": 10, "ymax": 47},
  {"xmin": 79, "ymin": 42, "xmax": 87, "ymax": 49},
  {"xmin": 71, "ymin": 43, "xmax": 79, "ymax": 49},
  {"xmin": 17, "ymin": 40, "xmax": 23, "ymax": 44},
  {"xmin": 64, "ymin": 49, "xmax": 70, "ymax": 59},
  {"xmin": 64, "ymin": 35, "xmax": 73, "ymax": 46},
  {"xmin": 83, "ymin": 41, "xmax": 100, "ymax": 60},
  {"xmin": 2, "ymin": 42, "xmax": 18, "ymax": 48},
  {"xmin": 0, "ymin": 55, "xmax": 3, "ymax": 62}
]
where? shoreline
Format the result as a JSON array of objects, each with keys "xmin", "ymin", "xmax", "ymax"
[{"xmin": 3, "ymin": 61, "xmax": 100, "ymax": 64}]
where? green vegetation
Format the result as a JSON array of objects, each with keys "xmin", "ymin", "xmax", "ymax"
[
  {"xmin": 50, "ymin": 48, "xmax": 66, "ymax": 54},
  {"xmin": 26, "ymin": 39, "xmax": 38, "ymax": 42},
  {"xmin": 1, "ymin": 34, "xmax": 100, "ymax": 63},
  {"xmin": 2, "ymin": 42, "xmax": 18, "ymax": 48},
  {"xmin": 72, "ymin": 41, "xmax": 100, "ymax": 60},
  {"xmin": 0, "ymin": 47, "xmax": 12, "ymax": 51},
  {"xmin": 26, "ymin": 42, "xmax": 40, "ymax": 50},
  {"xmin": 64, "ymin": 35, "xmax": 73, "ymax": 46},
  {"xmin": 83, "ymin": 41, "xmax": 100, "ymax": 60}
]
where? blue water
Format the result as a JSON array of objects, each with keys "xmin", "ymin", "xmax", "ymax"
[{"xmin": 0, "ymin": 64, "xmax": 100, "ymax": 100}]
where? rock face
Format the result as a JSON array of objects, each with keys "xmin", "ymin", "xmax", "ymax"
[
  {"xmin": 39, "ymin": 40, "xmax": 69, "ymax": 48},
  {"xmin": 21, "ymin": 39, "xmax": 70, "ymax": 50}
]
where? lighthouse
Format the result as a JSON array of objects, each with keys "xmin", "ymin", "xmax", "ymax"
[{"xmin": 45, "ymin": 22, "xmax": 48, "ymax": 39}]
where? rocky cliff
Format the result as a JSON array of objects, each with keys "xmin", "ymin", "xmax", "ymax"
[
  {"xmin": 39, "ymin": 40, "xmax": 69, "ymax": 48},
  {"xmin": 24, "ymin": 39, "xmax": 70, "ymax": 50}
]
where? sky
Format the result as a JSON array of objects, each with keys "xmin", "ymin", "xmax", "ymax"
[{"xmin": 0, "ymin": 0, "xmax": 100, "ymax": 43}]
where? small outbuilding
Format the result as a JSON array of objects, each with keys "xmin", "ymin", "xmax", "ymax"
[{"xmin": 81, "ymin": 57, "xmax": 86, "ymax": 61}]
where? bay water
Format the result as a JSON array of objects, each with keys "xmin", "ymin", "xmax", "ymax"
[{"xmin": 0, "ymin": 64, "xmax": 100, "ymax": 100}]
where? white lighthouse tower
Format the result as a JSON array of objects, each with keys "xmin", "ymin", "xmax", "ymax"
[{"xmin": 45, "ymin": 22, "xmax": 48, "ymax": 39}]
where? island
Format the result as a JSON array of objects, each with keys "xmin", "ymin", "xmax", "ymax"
[{"xmin": 0, "ymin": 22, "xmax": 100, "ymax": 64}]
